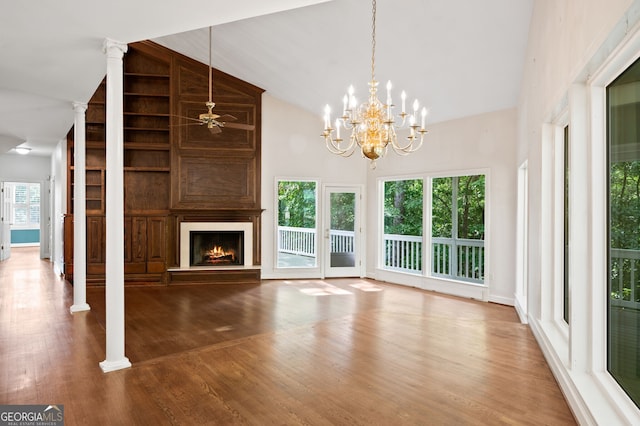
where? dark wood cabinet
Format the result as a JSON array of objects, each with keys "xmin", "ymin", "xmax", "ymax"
[{"xmin": 64, "ymin": 41, "xmax": 263, "ymax": 286}]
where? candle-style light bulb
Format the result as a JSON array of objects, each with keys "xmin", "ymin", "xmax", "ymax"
[
  {"xmin": 386, "ymin": 80, "xmax": 392, "ymax": 105},
  {"xmin": 324, "ymin": 104, "xmax": 331, "ymax": 129},
  {"xmin": 348, "ymin": 85, "xmax": 356, "ymax": 109},
  {"xmin": 401, "ymin": 91, "xmax": 407, "ymax": 113},
  {"xmin": 421, "ymin": 107, "xmax": 427, "ymax": 129},
  {"xmin": 413, "ymin": 99, "xmax": 419, "ymax": 112},
  {"xmin": 343, "ymin": 95, "xmax": 348, "ymax": 113},
  {"xmin": 335, "ymin": 119, "xmax": 341, "ymax": 138}
]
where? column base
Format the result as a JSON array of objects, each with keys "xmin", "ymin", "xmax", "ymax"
[
  {"xmin": 99, "ymin": 357, "xmax": 131, "ymax": 373},
  {"xmin": 70, "ymin": 303, "xmax": 91, "ymax": 313}
]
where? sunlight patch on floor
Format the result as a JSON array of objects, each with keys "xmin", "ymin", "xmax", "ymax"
[{"xmin": 350, "ymin": 281, "xmax": 384, "ymax": 292}]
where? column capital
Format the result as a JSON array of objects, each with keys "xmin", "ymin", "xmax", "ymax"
[
  {"xmin": 102, "ymin": 38, "xmax": 128, "ymax": 59},
  {"xmin": 72, "ymin": 101, "xmax": 87, "ymax": 113}
]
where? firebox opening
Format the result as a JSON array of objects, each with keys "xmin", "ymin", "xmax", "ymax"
[{"xmin": 190, "ymin": 230, "xmax": 244, "ymax": 266}]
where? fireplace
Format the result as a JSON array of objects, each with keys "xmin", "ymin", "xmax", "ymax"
[
  {"xmin": 180, "ymin": 222, "xmax": 253, "ymax": 269},
  {"xmin": 190, "ymin": 231, "xmax": 243, "ymax": 266}
]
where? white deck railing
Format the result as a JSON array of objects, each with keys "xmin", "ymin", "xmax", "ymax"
[
  {"xmin": 279, "ymin": 228, "xmax": 484, "ymax": 283},
  {"xmin": 278, "ymin": 227, "xmax": 356, "ymax": 258},
  {"xmin": 432, "ymin": 237, "xmax": 485, "ymax": 283},
  {"xmin": 330, "ymin": 229, "xmax": 355, "ymax": 253},
  {"xmin": 383, "ymin": 234, "xmax": 423, "ymax": 274},
  {"xmin": 278, "ymin": 226, "xmax": 316, "ymax": 257},
  {"xmin": 610, "ymin": 248, "xmax": 640, "ymax": 309}
]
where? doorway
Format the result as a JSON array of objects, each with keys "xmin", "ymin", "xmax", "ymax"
[{"xmin": 323, "ymin": 185, "xmax": 362, "ymax": 277}]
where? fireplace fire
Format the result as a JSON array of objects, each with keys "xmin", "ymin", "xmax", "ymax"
[{"xmin": 190, "ymin": 231, "xmax": 244, "ymax": 267}]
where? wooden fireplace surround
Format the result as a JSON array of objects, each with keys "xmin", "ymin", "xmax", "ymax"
[{"xmin": 63, "ymin": 41, "xmax": 264, "ymax": 286}]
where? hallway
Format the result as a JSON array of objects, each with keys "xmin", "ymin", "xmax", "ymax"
[{"xmin": 0, "ymin": 247, "xmax": 576, "ymax": 425}]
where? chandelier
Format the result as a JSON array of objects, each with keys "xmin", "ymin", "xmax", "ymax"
[{"xmin": 322, "ymin": 0, "xmax": 427, "ymax": 168}]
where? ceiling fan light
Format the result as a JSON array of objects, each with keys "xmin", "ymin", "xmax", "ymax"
[{"xmin": 15, "ymin": 147, "xmax": 31, "ymax": 155}]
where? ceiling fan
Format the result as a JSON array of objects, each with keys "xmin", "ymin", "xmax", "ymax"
[{"xmin": 176, "ymin": 26, "xmax": 254, "ymax": 134}]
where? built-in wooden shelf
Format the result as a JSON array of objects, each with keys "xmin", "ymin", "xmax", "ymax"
[
  {"xmin": 124, "ymin": 143, "xmax": 170, "ymax": 151},
  {"xmin": 124, "ymin": 92, "xmax": 170, "ymax": 98},
  {"xmin": 65, "ymin": 40, "xmax": 262, "ymax": 287},
  {"xmin": 124, "ymin": 127, "xmax": 168, "ymax": 132},
  {"xmin": 124, "ymin": 167, "xmax": 170, "ymax": 172}
]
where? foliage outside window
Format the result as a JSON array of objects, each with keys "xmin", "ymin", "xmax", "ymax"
[
  {"xmin": 382, "ymin": 179, "xmax": 423, "ymax": 273},
  {"xmin": 277, "ymin": 180, "xmax": 317, "ymax": 268},
  {"xmin": 330, "ymin": 193, "xmax": 355, "ymax": 232},
  {"xmin": 432, "ymin": 175, "xmax": 485, "ymax": 283},
  {"xmin": 11, "ymin": 182, "xmax": 40, "ymax": 229},
  {"xmin": 607, "ymin": 56, "xmax": 640, "ymax": 407}
]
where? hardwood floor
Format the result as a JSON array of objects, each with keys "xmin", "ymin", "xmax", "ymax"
[{"xmin": 1, "ymin": 247, "xmax": 576, "ymax": 425}]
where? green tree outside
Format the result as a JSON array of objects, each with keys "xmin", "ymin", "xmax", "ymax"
[
  {"xmin": 384, "ymin": 179, "xmax": 423, "ymax": 235},
  {"xmin": 278, "ymin": 181, "xmax": 317, "ymax": 228}
]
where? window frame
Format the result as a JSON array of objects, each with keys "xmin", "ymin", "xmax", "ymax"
[
  {"xmin": 551, "ymin": 108, "xmax": 571, "ymax": 336},
  {"xmin": 431, "ymin": 174, "xmax": 486, "ymax": 284},
  {"xmin": 273, "ymin": 178, "xmax": 320, "ymax": 271},
  {"xmin": 380, "ymin": 176, "xmax": 425, "ymax": 275},
  {"xmin": 376, "ymin": 168, "xmax": 490, "ymax": 300}
]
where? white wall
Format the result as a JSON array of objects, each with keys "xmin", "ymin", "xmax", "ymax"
[
  {"xmin": 0, "ymin": 154, "xmax": 51, "ymax": 182},
  {"xmin": 518, "ymin": 0, "xmax": 640, "ymax": 423},
  {"xmin": 260, "ymin": 93, "xmax": 367, "ymax": 278},
  {"xmin": 365, "ymin": 108, "xmax": 517, "ymax": 304},
  {"xmin": 518, "ymin": 0, "xmax": 632, "ymax": 322}
]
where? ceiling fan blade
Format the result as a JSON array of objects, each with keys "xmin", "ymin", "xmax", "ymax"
[
  {"xmin": 224, "ymin": 122, "xmax": 255, "ymax": 131},
  {"xmin": 170, "ymin": 121, "xmax": 205, "ymax": 127},
  {"xmin": 218, "ymin": 114, "xmax": 237, "ymax": 122},
  {"xmin": 171, "ymin": 115, "xmax": 205, "ymax": 123}
]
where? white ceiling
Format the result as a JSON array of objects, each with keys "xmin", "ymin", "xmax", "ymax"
[{"xmin": 0, "ymin": 0, "xmax": 533, "ymax": 157}]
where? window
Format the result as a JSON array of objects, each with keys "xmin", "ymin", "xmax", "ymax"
[
  {"xmin": 382, "ymin": 179, "xmax": 423, "ymax": 274},
  {"xmin": 276, "ymin": 180, "xmax": 318, "ymax": 268},
  {"xmin": 10, "ymin": 182, "xmax": 40, "ymax": 229},
  {"xmin": 607, "ymin": 56, "xmax": 640, "ymax": 407},
  {"xmin": 432, "ymin": 175, "xmax": 485, "ymax": 283},
  {"xmin": 563, "ymin": 125, "xmax": 570, "ymax": 324}
]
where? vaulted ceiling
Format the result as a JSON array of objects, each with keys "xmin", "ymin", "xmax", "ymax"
[{"xmin": 0, "ymin": 0, "xmax": 533, "ymax": 156}]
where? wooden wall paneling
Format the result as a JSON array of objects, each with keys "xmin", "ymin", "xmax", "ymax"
[
  {"xmin": 252, "ymin": 215, "xmax": 261, "ymax": 265},
  {"xmin": 132, "ymin": 216, "xmax": 148, "ymax": 263},
  {"xmin": 63, "ymin": 215, "xmax": 74, "ymax": 282},
  {"xmin": 124, "ymin": 216, "xmax": 147, "ymax": 274},
  {"xmin": 86, "ymin": 216, "xmax": 105, "ymax": 276},
  {"xmin": 170, "ymin": 52, "xmax": 263, "ymax": 213},
  {"xmin": 174, "ymin": 155, "xmax": 257, "ymax": 210},
  {"xmin": 64, "ymin": 40, "xmax": 263, "ymax": 286},
  {"xmin": 124, "ymin": 216, "xmax": 132, "ymax": 264},
  {"xmin": 124, "ymin": 171, "xmax": 171, "ymax": 213},
  {"xmin": 146, "ymin": 216, "xmax": 166, "ymax": 273}
]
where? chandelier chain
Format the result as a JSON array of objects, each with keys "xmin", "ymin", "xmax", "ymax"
[{"xmin": 371, "ymin": 0, "xmax": 376, "ymax": 81}]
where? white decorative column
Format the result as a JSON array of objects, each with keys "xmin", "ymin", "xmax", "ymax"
[
  {"xmin": 70, "ymin": 101, "xmax": 90, "ymax": 313},
  {"xmin": 99, "ymin": 39, "xmax": 131, "ymax": 373}
]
